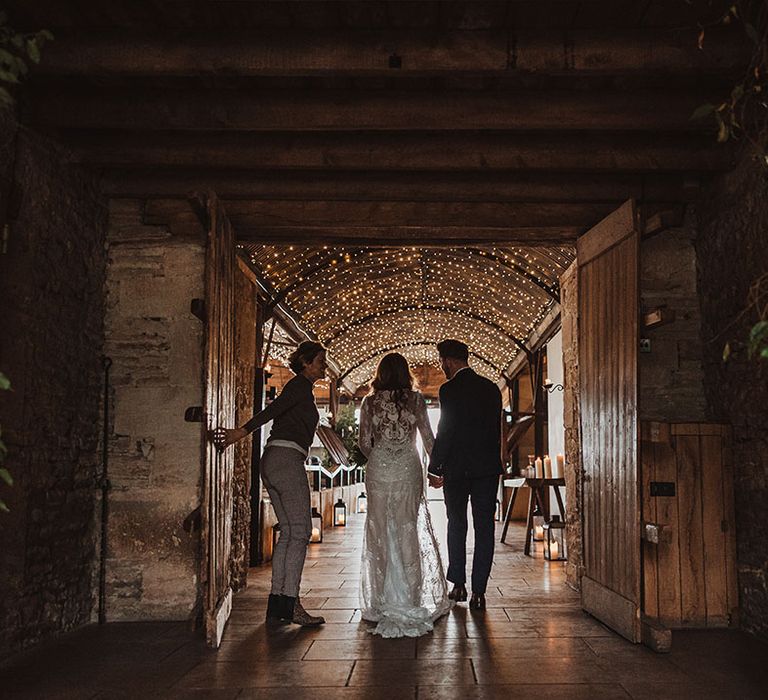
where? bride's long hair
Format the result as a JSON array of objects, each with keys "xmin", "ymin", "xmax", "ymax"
[{"xmin": 371, "ymin": 352, "xmax": 415, "ymax": 414}]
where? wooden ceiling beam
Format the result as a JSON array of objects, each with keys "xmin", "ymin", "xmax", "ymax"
[
  {"xmin": 216, "ymin": 199, "xmax": 615, "ymax": 228},
  {"xmin": 29, "ymin": 88, "xmax": 716, "ymax": 132},
  {"xmin": 66, "ymin": 131, "xmax": 730, "ymax": 172},
  {"xmin": 232, "ymin": 225, "xmax": 580, "ymax": 246},
  {"xmin": 37, "ymin": 29, "xmax": 748, "ymax": 78},
  {"xmin": 100, "ymin": 169, "xmax": 698, "ymax": 202}
]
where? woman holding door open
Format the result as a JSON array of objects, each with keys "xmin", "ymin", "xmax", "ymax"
[{"xmin": 212, "ymin": 340, "xmax": 327, "ymax": 627}]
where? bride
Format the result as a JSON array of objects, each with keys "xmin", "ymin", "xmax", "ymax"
[{"xmin": 358, "ymin": 353, "xmax": 451, "ymax": 638}]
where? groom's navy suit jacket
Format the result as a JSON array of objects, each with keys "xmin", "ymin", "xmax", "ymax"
[{"xmin": 428, "ymin": 367, "xmax": 503, "ymax": 482}]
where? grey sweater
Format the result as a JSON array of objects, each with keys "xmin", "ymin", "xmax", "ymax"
[{"xmin": 243, "ymin": 374, "xmax": 319, "ymax": 451}]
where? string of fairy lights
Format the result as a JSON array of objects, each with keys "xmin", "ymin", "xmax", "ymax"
[{"xmin": 240, "ymin": 244, "xmax": 575, "ymax": 389}]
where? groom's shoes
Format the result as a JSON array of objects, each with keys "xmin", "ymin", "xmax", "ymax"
[
  {"xmin": 448, "ymin": 584, "xmax": 468, "ymax": 602},
  {"xmin": 469, "ymin": 592, "xmax": 486, "ymax": 611}
]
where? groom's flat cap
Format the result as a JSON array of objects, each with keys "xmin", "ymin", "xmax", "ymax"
[{"xmin": 437, "ymin": 339, "xmax": 469, "ymax": 361}]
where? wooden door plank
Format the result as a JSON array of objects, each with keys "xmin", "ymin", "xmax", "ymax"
[
  {"xmin": 700, "ymin": 432, "xmax": 728, "ymax": 626},
  {"xmin": 655, "ymin": 440, "xmax": 682, "ymax": 627},
  {"xmin": 576, "ymin": 200, "xmax": 636, "ymax": 266},
  {"xmin": 641, "ymin": 434, "xmax": 659, "ymax": 620},
  {"xmin": 582, "ymin": 575, "xmax": 640, "ymax": 643},
  {"xmin": 675, "ymin": 434, "xmax": 706, "ymax": 627},
  {"xmin": 720, "ymin": 426, "xmax": 739, "ymax": 624}
]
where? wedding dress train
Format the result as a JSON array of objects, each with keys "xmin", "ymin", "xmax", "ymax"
[{"xmin": 359, "ymin": 389, "xmax": 451, "ymax": 638}]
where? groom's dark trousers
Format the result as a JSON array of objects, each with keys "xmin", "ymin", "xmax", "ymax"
[
  {"xmin": 444, "ymin": 475, "xmax": 498, "ymax": 594},
  {"xmin": 429, "ymin": 367, "xmax": 503, "ymax": 596}
]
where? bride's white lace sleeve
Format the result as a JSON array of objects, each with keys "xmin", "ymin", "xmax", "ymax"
[
  {"xmin": 359, "ymin": 396, "xmax": 374, "ymax": 457},
  {"xmin": 414, "ymin": 392, "xmax": 434, "ymax": 455}
]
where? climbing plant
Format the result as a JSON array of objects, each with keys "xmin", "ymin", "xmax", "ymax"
[
  {"xmin": 0, "ymin": 372, "xmax": 11, "ymax": 512},
  {"xmin": 690, "ymin": 1, "xmax": 768, "ymax": 152},
  {"xmin": 690, "ymin": 2, "xmax": 768, "ymax": 363},
  {"xmin": 0, "ymin": 13, "xmax": 52, "ymax": 511},
  {"xmin": 0, "ymin": 11, "xmax": 53, "ymax": 107}
]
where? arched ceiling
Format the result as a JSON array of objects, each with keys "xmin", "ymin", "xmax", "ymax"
[{"xmin": 241, "ymin": 244, "xmax": 575, "ymax": 388}]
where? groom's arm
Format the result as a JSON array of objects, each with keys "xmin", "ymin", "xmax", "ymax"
[{"xmin": 428, "ymin": 383, "xmax": 455, "ymax": 478}]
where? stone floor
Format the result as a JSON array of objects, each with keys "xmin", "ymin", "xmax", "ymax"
[{"xmin": 2, "ymin": 507, "xmax": 766, "ymax": 699}]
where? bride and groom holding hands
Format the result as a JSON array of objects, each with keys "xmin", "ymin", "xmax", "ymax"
[{"xmin": 213, "ymin": 338, "xmax": 503, "ymax": 638}]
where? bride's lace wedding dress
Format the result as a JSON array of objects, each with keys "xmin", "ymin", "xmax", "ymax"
[{"xmin": 358, "ymin": 389, "xmax": 451, "ymax": 638}]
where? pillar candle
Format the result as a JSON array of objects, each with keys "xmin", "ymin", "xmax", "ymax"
[
  {"xmin": 555, "ymin": 454, "xmax": 565, "ymax": 478},
  {"xmin": 534, "ymin": 457, "xmax": 543, "ymax": 478},
  {"xmin": 550, "ymin": 540, "xmax": 560, "ymax": 559},
  {"xmin": 543, "ymin": 455, "xmax": 552, "ymax": 479}
]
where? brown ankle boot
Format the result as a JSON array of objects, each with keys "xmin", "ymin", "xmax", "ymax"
[{"xmin": 292, "ymin": 598, "xmax": 325, "ymax": 626}]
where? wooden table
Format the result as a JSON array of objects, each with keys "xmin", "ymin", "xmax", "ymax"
[{"xmin": 500, "ymin": 476, "xmax": 566, "ymax": 555}]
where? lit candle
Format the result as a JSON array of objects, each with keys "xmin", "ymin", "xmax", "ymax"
[
  {"xmin": 534, "ymin": 525, "xmax": 544, "ymax": 540},
  {"xmin": 311, "ymin": 527, "xmax": 320, "ymax": 541},
  {"xmin": 534, "ymin": 457, "xmax": 543, "ymax": 478},
  {"xmin": 338, "ymin": 514, "xmax": 345, "ymax": 525},
  {"xmin": 555, "ymin": 454, "xmax": 565, "ymax": 478},
  {"xmin": 550, "ymin": 540, "xmax": 560, "ymax": 559},
  {"xmin": 543, "ymin": 455, "xmax": 552, "ymax": 479}
]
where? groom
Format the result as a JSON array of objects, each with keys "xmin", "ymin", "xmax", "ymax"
[{"xmin": 428, "ymin": 339, "xmax": 503, "ymax": 611}]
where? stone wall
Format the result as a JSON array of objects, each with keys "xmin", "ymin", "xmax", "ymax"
[
  {"xmin": 0, "ymin": 118, "xmax": 106, "ymax": 657},
  {"xmin": 639, "ymin": 225, "xmax": 707, "ymax": 422},
  {"xmin": 103, "ymin": 200, "xmax": 205, "ymax": 621},
  {"xmin": 695, "ymin": 153, "xmax": 768, "ymax": 641},
  {"xmin": 560, "ymin": 263, "xmax": 583, "ymax": 590}
]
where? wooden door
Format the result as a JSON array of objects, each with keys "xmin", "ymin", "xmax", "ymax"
[
  {"xmin": 578, "ymin": 200, "xmax": 641, "ymax": 642},
  {"xmin": 641, "ymin": 422, "xmax": 738, "ymax": 629},
  {"xmin": 201, "ymin": 193, "xmax": 236, "ymax": 648}
]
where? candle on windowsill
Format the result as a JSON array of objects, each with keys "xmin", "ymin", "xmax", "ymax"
[
  {"xmin": 543, "ymin": 455, "xmax": 552, "ymax": 479},
  {"xmin": 534, "ymin": 457, "xmax": 543, "ymax": 478}
]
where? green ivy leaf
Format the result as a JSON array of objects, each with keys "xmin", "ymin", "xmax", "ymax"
[
  {"xmin": 0, "ymin": 501, "xmax": 9, "ymax": 514},
  {"xmin": 0, "ymin": 67, "xmax": 18, "ymax": 83},
  {"xmin": 749, "ymin": 320, "xmax": 768, "ymax": 341},
  {"xmin": 0, "ymin": 468, "xmax": 12, "ymax": 486},
  {"xmin": 690, "ymin": 103, "xmax": 715, "ymax": 121},
  {"xmin": 744, "ymin": 23, "xmax": 759, "ymax": 45},
  {"xmin": 25, "ymin": 37, "xmax": 40, "ymax": 63},
  {"xmin": 0, "ymin": 372, "xmax": 10, "ymax": 390},
  {"xmin": 722, "ymin": 342, "xmax": 731, "ymax": 362}
]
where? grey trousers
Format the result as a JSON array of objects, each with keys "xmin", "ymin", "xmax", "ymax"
[{"xmin": 261, "ymin": 445, "xmax": 312, "ymax": 597}]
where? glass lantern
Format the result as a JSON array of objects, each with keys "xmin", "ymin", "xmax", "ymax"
[
  {"xmin": 334, "ymin": 498, "xmax": 347, "ymax": 526},
  {"xmin": 532, "ymin": 504, "xmax": 545, "ymax": 542},
  {"xmin": 310, "ymin": 507, "xmax": 323, "ymax": 543},
  {"xmin": 357, "ymin": 491, "xmax": 368, "ymax": 513},
  {"xmin": 543, "ymin": 515, "xmax": 567, "ymax": 561}
]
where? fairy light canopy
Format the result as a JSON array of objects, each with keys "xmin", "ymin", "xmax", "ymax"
[{"xmin": 241, "ymin": 245, "xmax": 575, "ymax": 390}]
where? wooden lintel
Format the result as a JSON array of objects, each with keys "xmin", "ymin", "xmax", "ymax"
[
  {"xmin": 222, "ymin": 200, "xmax": 613, "ymax": 229},
  {"xmin": 67, "ymin": 131, "xmax": 731, "ymax": 173},
  {"xmin": 642, "ymin": 208, "xmax": 685, "ymax": 239},
  {"xmin": 235, "ymin": 226, "xmax": 580, "ymax": 246},
  {"xmin": 31, "ymin": 88, "xmax": 716, "ymax": 132},
  {"xmin": 100, "ymin": 169, "xmax": 694, "ymax": 203},
  {"xmin": 38, "ymin": 30, "xmax": 749, "ymax": 78}
]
